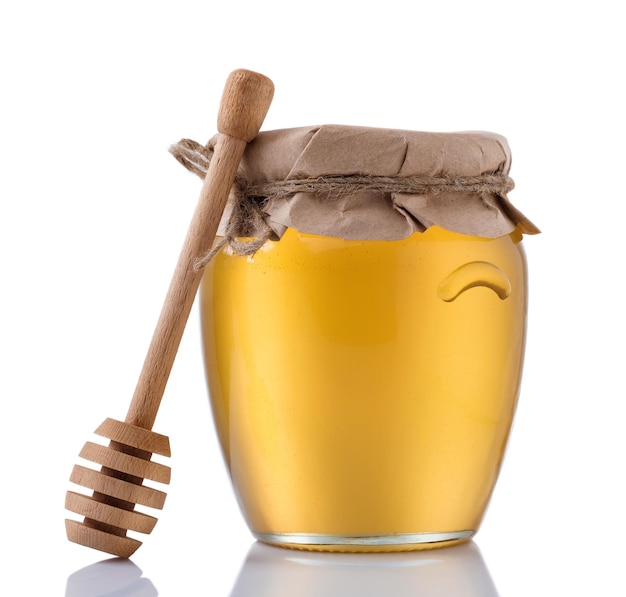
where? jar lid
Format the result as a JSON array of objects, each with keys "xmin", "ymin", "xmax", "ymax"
[{"xmin": 172, "ymin": 125, "xmax": 539, "ymax": 246}]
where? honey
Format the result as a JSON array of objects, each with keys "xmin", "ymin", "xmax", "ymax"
[{"xmin": 200, "ymin": 224, "xmax": 527, "ymax": 551}]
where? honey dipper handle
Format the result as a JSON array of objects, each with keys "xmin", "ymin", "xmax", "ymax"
[{"xmin": 125, "ymin": 70, "xmax": 274, "ymax": 429}]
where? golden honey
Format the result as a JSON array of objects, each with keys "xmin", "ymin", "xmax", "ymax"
[{"xmin": 200, "ymin": 224, "xmax": 527, "ymax": 551}]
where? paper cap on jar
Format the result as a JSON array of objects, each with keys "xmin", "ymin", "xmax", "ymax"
[{"xmin": 171, "ymin": 125, "xmax": 540, "ymax": 245}]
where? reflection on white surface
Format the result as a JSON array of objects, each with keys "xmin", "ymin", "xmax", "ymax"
[
  {"xmin": 229, "ymin": 540, "xmax": 499, "ymax": 597},
  {"xmin": 65, "ymin": 558, "xmax": 157, "ymax": 596}
]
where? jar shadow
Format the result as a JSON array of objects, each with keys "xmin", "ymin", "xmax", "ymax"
[{"xmin": 229, "ymin": 540, "xmax": 499, "ymax": 597}]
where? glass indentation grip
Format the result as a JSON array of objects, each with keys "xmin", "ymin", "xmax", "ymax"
[{"xmin": 438, "ymin": 261, "xmax": 511, "ymax": 302}]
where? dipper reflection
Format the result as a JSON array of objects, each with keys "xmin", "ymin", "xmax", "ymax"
[
  {"xmin": 65, "ymin": 558, "xmax": 157, "ymax": 597},
  {"xmin": 229, "ymin": 540, "xmax": 499, "ymax": 597}
]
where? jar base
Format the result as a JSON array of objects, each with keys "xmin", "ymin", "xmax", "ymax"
[{"xmin": 253, "ymin": 530, "xmax": 475, "ymax": 553}]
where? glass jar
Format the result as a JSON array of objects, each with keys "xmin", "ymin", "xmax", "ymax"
[{"xmin": 181, "ymin": 125, "xmax": 538, "ymax": 551}]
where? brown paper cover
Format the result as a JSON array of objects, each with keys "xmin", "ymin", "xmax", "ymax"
[{"xmin": 183, "ymin": 125, "xmax": 539, "ymax": 241}]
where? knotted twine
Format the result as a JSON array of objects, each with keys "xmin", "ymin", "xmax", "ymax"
[{"xmin": 170, "ymin": 138, "xmax": 516, "ymax": 269}]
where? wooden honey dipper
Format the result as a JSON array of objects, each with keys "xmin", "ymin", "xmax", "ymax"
[{"xmin": 65, "ymin": 69, "xmax": 275, "ymax": 558}]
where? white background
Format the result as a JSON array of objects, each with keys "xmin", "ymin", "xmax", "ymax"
[{"xmin": 1, "ymin": 1, "xmax": 624, "ymax": 595}]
